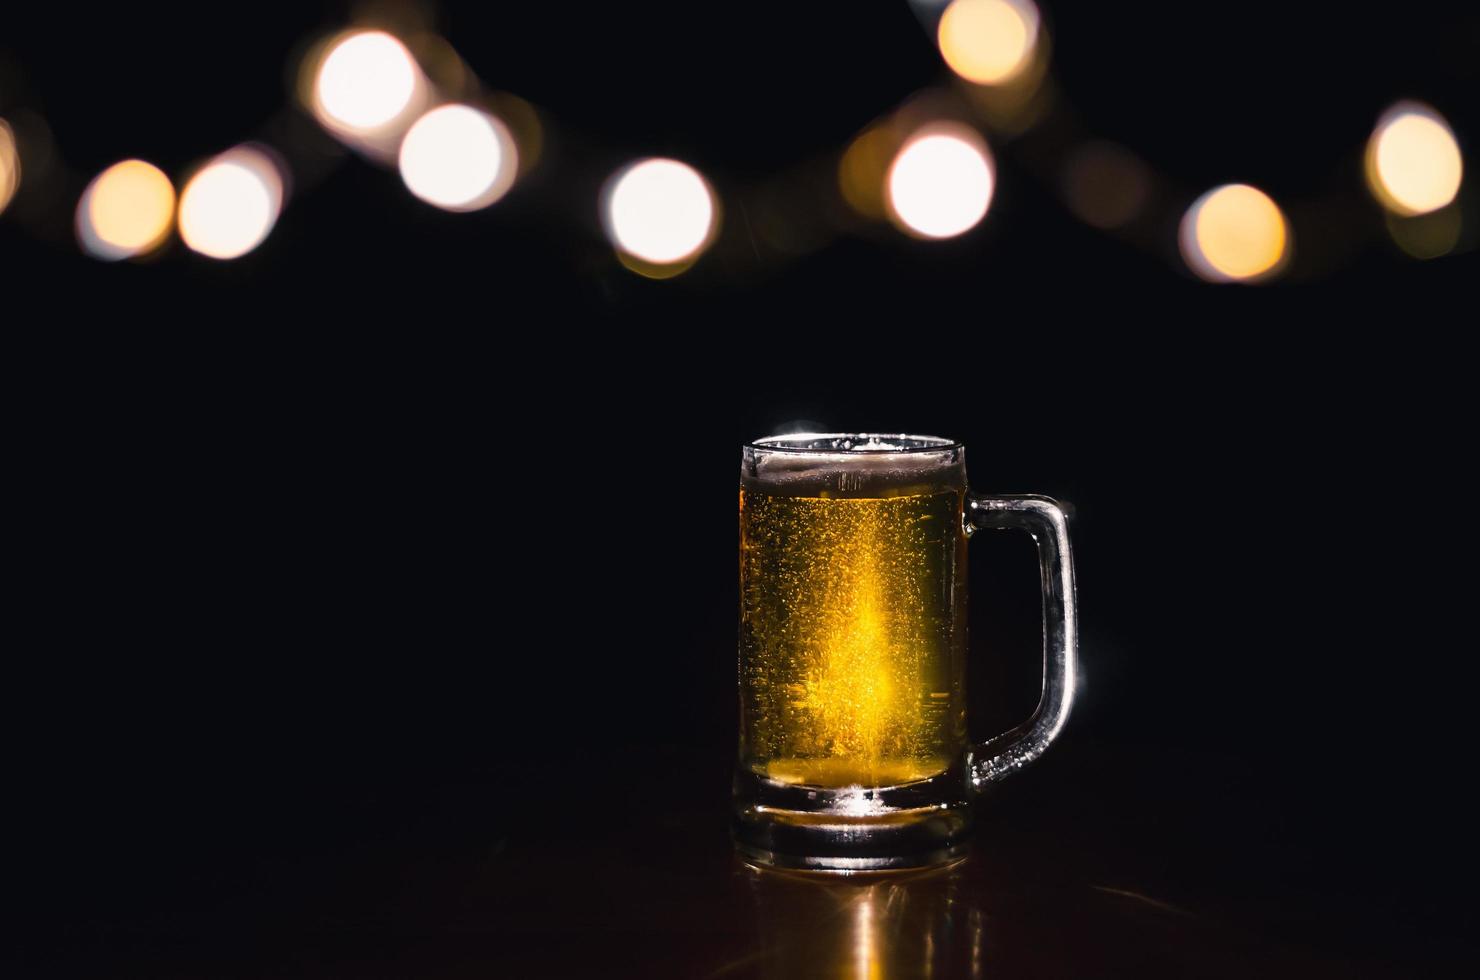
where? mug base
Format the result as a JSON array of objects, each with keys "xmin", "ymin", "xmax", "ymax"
[
  {"xmin": 731, "ymin": 764, "xmax": 973, "ymax": 874},
  {"xmin": 736, "ymin": 840, "xmax": 971, "ymax": 875}
]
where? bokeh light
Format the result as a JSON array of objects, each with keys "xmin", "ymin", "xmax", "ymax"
[
  {"xmin": 1386, "ymin": 207, "xmax": 1462, "ymax": 260},
  {"xmin": 485, "ymin": 92, "xmax": 544, "ymax": 179},
  {"xmin": 316, "ymin": 31, "xmax": 418, "ymax": 131},
  {"xmin": 886, "ymin": 126, "xmax": 995, "ymax": 239},
  {"xmin": 937, "ymin": 0, "xmax": 1041, "ymax": 86},
  {"xmin": 1366, "ymin": 103, "xmax": 1463, "ymax": 216},
  {"xmin": 838, "ymin": 124, "xmax": 902, "ymax": 220},
  {"xmin": 1061, "ymin": 141, "xmax": 1151, "ymax": 230},
  {"xmin": 398, "ymin": 104, "xmax": 517, "ymax": 212},
  {"xmin": 1180, "ymin": 184, "xmax": 1289, "ymax": 283},
  {"xmin": 602, "ymin": 158, "xmax": 718, "ymax": 266},
  {"xmin": 0, "ymin": 120, "xmax": 18, "ymax": 216},
  {"xmin": 76, "ymin": 159, "xmax": 175, "ymax": 261},
  {"xmin": 178, "ymin": 146, "xmax": 285, "ymax": 260},
  {"xmin": 306, "ymin": 30, "xmax": 426, "ymax": 158}
]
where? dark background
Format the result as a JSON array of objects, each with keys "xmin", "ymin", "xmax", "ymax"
[{"xmin": 5, "ymin": 2, "xmax": 1477, "ymax": 975}]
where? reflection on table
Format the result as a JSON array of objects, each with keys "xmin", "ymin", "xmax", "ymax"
[{"xmin": 737, "ymin": 859, "xmax": 981, "ymax": 980}]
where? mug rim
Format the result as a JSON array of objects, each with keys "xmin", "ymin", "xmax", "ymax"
[{"xmin": 746, "ymin": 432, "xmax": 962, "ymax": 455}]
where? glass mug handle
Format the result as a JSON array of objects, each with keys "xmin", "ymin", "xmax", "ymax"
[{"xmin": 964, "ymin": 494, "xmax": 1078, "ymax": 790}]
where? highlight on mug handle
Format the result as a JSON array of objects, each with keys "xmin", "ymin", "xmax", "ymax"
[{"xmin": 964, "ymin": 493, "xmax": 1078, "ymax": 790}]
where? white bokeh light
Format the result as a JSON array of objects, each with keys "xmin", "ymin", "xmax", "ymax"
[
  {"xmin": 398, "ymin": 105, "xmax": 516, "ymax": 212},
  {"xmin": 887, "ymin": 129, "xmax": 995, "ymax": 239},
  {"xmin": 178, "ymin": 147, "xmax": 285, "ymax": 260},
  {"xmin": 314, "ymin": 31, "xmax": 419, "ymax": 133},
  {"xmin": 603, "ymin": 158, "xmax": 717, "ymax": 264}
]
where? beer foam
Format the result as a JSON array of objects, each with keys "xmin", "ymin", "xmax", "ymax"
[{"xmin": 742, "ymin": 434, "xmax": 966, "ymax": 497}]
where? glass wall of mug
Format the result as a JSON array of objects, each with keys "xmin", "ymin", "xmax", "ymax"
[{"xmin": 735, "ymin": 434, "xmax": 973, "ymax": 871}]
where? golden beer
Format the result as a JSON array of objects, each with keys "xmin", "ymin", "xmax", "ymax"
[{"xmin": 739, "ymin": 479, "xmax": 967, "ymax": 788}]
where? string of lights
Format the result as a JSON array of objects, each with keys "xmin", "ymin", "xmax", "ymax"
[{"xmin": 0, "ymin": 1, "xmax": 1468, "ymax": 282}]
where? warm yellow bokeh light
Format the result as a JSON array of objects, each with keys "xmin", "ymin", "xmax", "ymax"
[
  {"xmin": 178, "ymin": 147, "xmax": 285, "ymax": 260},
  {"xmin": 602, "ymin": 158, "xmax": 718, "ymax": 266},
  {"xmin": 1367, "ymin": 103, "xmax": 1463, "ymax": 216},
  {"xmin": 1180, "ymin": 184, "xmax": 1289, "ymax": 283},
  {"xmin": 313, "ymin": 31, "xmax": 419, "ymax": 133},
  {"xmin": 77, "ymin": 159, "xmax": 175, "ymax": 261},
  {"xmin": 886, "ymin": 127, "xmax": 995, "ymax": 239},
  {"xmin": 398, "ymin": 104, "xmax": 517, "ymax": 212},
  {"xmin": 838, "ymin": 125, "xmax": 900, "ymax": 220},
  {"xmin": 0, "ymin": 120, "xmax": 18, "ymax": 216},
  {"xmin": 937, "ymin": 0, "xmax": 1040, "ymax": 85}
]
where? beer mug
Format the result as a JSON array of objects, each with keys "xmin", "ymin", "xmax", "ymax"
[{"xmin": 735, "ymin": 434, "xmax": 1076, "ymax": 871}]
